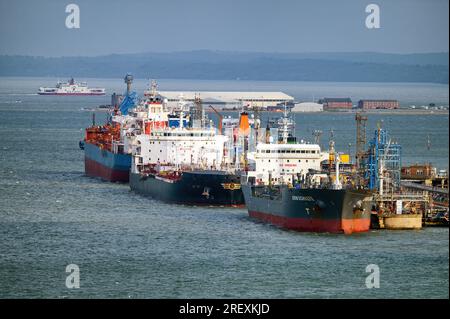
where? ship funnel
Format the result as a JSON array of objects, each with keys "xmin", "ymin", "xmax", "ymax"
[{"xmin": 239, "ymin": 112, "xmax": 250, "ymax": 136}]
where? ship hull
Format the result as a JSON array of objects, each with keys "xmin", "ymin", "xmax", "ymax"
[
  {"xmin": 130, "ymin": 171, "xmax": 245, "ymax": 206},
  {"xmin": 84, "ymin": 142, "xmax": 131, "ymax": 183},
  {"xmin": 242, "ymin": 185, "xmax": 373, "ymax": 234}
]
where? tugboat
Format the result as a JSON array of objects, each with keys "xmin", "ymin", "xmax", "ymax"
[
  {"xmin": 241, "ymin": 108, "xmax": 373, "ymax": 234},
  {"xmin": 38, "ymin": 78, "xmax": 105, "ymax": 95}
]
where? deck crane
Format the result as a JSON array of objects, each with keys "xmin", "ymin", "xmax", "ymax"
[{"xmin": 208, "ymin": 105, "xmax": 223, "ymax": 134}]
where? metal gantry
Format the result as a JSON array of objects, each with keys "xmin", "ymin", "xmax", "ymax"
[
  {"xmin": 355, "ymin": 112, "xmax": 367, "ymax": 169},
  {"xmin": 364, "ymin": 126, "xmax": 402, "ymax": 193}
]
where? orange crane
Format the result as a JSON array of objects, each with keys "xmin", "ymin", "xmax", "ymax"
[{"xmin": 208, "ymin": 105, "xmax": 223, "ymax": 133}]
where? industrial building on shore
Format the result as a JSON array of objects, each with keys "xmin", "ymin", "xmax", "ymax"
[
  {"xmin": 159, "ymin": 91, "xmax": 294, "ymax": 110},
  {"xmin": 318, "ymin": 97, "xmax": 353, "ymax": 110},
  {"xmin": 401, "ymin": 163, "xmax": 436, "ymax": 180},
  {"xmin": 358, "ymin": 99, "xmax": 400, "ymax": 110},
  {"xmin": 157, "ymin": 91, "xmax": 402, "ymax": 113}
]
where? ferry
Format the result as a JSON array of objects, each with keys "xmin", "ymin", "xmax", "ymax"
[{"xmin": 38, "ymin": 78, "xmax": 105, "ymax": 95}]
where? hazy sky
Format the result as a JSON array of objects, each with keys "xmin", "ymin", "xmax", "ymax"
[{"xmin": 0, "ymin": 0, "xmax": 448, "ymax": 56}]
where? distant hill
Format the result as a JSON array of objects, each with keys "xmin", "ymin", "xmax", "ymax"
[{"xmin": 0, "ymin": 51, "xmax": 448, "ymax": 83}]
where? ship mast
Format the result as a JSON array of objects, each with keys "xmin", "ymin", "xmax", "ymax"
[
  {"xmin": 252, "ymin": 102, "xmax": 261, "ymax": 145},
  {"xmin": 150, "ymin": 80, "xmax": 157, "ymax": 98},
  {"xmin": 124, "ymin": 74, "xmax": 133, "ymax": 95},
  {"xmin": 333, "ymin": 154, "xmax": 342, "ymax": 190},
  {"xmin": 265, "ymin": 121, "xmax": 271, "ymax": 144},
  {"xmin": 190, "ymin": 94, "xmax": 204, "ymax": 129},
  {"xmin": 280, "ymin": 102, "xmax": 290, "ymax": 144},
  {"xmin": 312, "ymin": 130, "xmax": 322, "ymax": 145}
]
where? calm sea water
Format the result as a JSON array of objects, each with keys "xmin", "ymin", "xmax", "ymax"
[{"xmin": 0, "ymin": 77, "xmax": 448, "ymax": 298}]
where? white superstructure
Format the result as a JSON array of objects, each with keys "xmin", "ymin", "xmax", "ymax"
[
  {"xmin": 246, "ymin": 108, "xmax": 329, "ymax": 186},
  {"xmin": 248, "ymin": 142, "xmax": 328, "ymax": 185},
  {"xmin": 110, "ymin": 80, "xmax": 177, "ymax": 155},
  {"xmin": 131, "ymin": 126, "xmax": 228, "ymax": 173}
]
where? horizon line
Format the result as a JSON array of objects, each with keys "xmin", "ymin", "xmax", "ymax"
[{"xmin": 1, "ymin": 50, "xmax": 449, "ymax": 59}]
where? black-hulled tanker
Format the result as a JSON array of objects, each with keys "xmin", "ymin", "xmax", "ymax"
[
  {"xmin": 241, "ymin": 184, "xmax": 372, "ymax": 234},
  {"xmin": 130, "ymin": 170, "xmax": 244, "ymax": 206},
  {"xmin": 129, "ymin": 104, "xmax": 247, "ymax": 206},
  {"xmin": 241, "ymin": 110, "xmax": 373, "ymax": 234}
]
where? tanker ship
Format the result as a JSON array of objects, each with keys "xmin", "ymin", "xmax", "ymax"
[
  {"xmin": 38, "ymin": 78, "xmax": 105, "ymax": 95},
  {"xmin": 129, "ymin": 97, "xmax": 246, "ymax": 206},
  {"xmin": 81, "ymin": 75, "xmax": 168, "ymax": 182},
  {"xmin": 241, "ymin": 110, "xmax": 373, "ymax": 234}
]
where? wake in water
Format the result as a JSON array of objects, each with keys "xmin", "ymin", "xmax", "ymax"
[
  {"xmin": 0, "ymin": 100, "xmax": 23, "ymax": 104},
  {"xmin": 0, "ymin": 93, "xmax": 38, "ymax": 96}
]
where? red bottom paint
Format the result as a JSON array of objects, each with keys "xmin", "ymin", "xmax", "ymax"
[
  {"xmin": 341, "ymin": 218, "xmax": 371, "ymax": 234},
  {"xmin": 249, "ymin": 211, "xmax": 370, "ymax": 234},
  {"xmin": 85, "ymin": 157, "xmax": 129, "ymax": 183}
]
